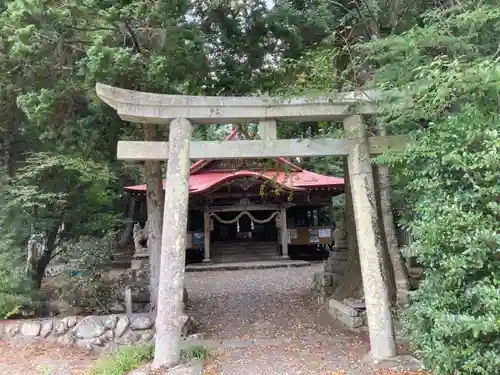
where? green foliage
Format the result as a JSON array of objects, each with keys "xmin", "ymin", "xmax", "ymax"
[
  {"xmin": 0, "ymin": 236, "xmax": 35, "ymax": 318},
  {"xmin": 181, "ymin": 344, "xmax": 211, "ymax": 361},
  {"xmin": 90, "ymin": 344, "xmax": 155, "ymax": 375},
  {"xmin": 54, "ymin": 235, "xmax": 117, "ymax": 314},
  {"xmin": 362, "ymin": 3, "xmax": 500, "ymax": 374},
  {"xmin": 90, "ymin": 344, "xmax": 210, "ymax": 375},
  {"xmin": 1, "ymin": 152, "xmax": 119, "ymax": 239}
]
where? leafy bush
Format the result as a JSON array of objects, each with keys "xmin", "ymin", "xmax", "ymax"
[
  {"xmin": 364, "ymin": 3, "xmax": 500, "ymax": 374},
  {"xmin": 53, "ymin": 235, "xmax": 116, "ymax": 315},
  {"xmin": 0, "ymin": 236, "xmax": 37, "ymax": 318}
]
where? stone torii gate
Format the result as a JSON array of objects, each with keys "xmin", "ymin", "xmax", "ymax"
[{"xmin": 96, "ymin": 83, "xmax": 406, "ymax": 366}]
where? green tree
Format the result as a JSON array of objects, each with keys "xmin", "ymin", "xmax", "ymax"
[{"xmin": 364, "ymin": 3, "xmax": 500, "ymax": 373}]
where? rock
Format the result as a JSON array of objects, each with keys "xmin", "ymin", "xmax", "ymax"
[
  {"xmin": 139, "ymin": 330, "xmax": 154, "ymax": 342},
  {"xmin": 76, "ymin": 338, "xmax": 94, "ymax": 352},
  {"xmin": 130, "ymin": 315, "xmax": 154, "ymax": 330},
  {"xmin": 110, "ymin": 301, "xmax": 126, "ymax": 313},
  {"xmin": 57, "ymin": 334, "xmax": 75, "ymax": 346},
  {"xmin": 180, "ymin": 314, "xmax": 197, "ymax": 337},
  {"xmin": 4, "ymin": 323, "xmax": 20, "ymax": 337},
  {"xmin": 185, "ymin": 332, "xmax": 204, "ymax": 342},
  {"xmin": 53, "ymin": 320, "xmax": 68, "ymax": 336},
  {"xmin": 74, "ymin": 316, "xmax": 106, "ymax": 339},
  {"xmin": 103, "ymin": 330, "xmax": 115, "ymax": 340},
  {"xmin": 116, "ymin": 330, "xmax": 140, "ymax": 345},
  {"xmin": 62, "ymin": 316, "xmax": 78, "ymax": 328},
  {"xmin": 167, "ymin": 362, "xmax": 204, "ymax": 375},
  {"xmin": 91, "ymin": 337, "xmax": 104, "ymax": 346},
  {"xmin": 115, "ymin": 316, "xmax": 130, "ymax": 337},
  {"xmin": 20, "ymin": 322, "xmax": 41, "ymax": 337},
  {"xmin": 328, "ymin": 298, "xmax": 359, "ymax": 317},
  {"xmin": 105, "ymin": 315, "xmax": 119, "ymax": 330},
  {"xmin": 128, "ymin": 366, "xmax": 150, "ymax": 375},
  {"xmin": 40, "ymin": 320, "xmax": 53, "ymax": 338}
]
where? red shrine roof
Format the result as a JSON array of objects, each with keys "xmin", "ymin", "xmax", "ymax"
[{"xmin": 124, "ymin": 127, "xmax": 344, "ymax": 194}]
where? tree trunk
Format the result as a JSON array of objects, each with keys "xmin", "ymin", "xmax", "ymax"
[
  {"xmin": 144, "ymin": 124, "xmax": 164, "ymax": 312},
  {"xmin": 373, "ymin": 166, "xmax": 397, "ymax": 304},
  {"xmin": 32, "ymin": 224, "xmax": 60, "ymax": 289},
  {"xmin": 333, "ymin": 158, "xmax": 363, "ymax": 300},
  {"xmin": 153, "ymin": 118, "xmax": 192, "ymax": 369},
  {"xmin": 374, "ymin": 122, "xmax": 410, "ymax": 307}
]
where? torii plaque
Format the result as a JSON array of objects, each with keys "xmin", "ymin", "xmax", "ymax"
[{"xmin": 96, "ymin": 83, "xmax": 404, "ymax": 367}]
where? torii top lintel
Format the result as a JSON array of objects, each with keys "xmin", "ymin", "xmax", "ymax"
[{"xmin": 95, "ymin": 83, "xmax": 377, "ymax": 125}]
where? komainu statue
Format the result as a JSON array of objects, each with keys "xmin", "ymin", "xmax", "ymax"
[
  {"xmin": 332, "ymin": 216, "xmax": 347, "ymax": 250},
  {"xmin": 132, "ymin": 221, "xmax": 149, "ymax": 257}
]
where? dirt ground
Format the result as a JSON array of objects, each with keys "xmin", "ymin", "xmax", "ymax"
[
  {"xmin": 0, "ymin": 340, "xmax": 93, "ymax": 375},
  {"xmin": 0, "ymin": 265, "xmax": 426, "ymax": 375}
]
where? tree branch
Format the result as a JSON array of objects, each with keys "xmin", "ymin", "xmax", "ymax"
[{"xmin": 123, "ymin": 21, "xmax": 142, "ymax": 53}]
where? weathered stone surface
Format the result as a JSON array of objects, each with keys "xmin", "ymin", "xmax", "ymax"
[
  {"xmin": 329, "ymin": 307, "xmax": 364, "ymax": 329},
  {"xmin": 185, "ymin": 332, "xmax": 205, "ymax": 342},
  {"xmin": 62, "ymin": 316, "xmax": 78, "ymax": 328},
  {"xmin": 53, "ymin": 320, "xmax": 68, "ymax": 336},
  {"xmin": 103, "ymin": 329, "xmax": 115, "ymax": 340},
  {"xmin": 180, "ymin": 314, "xmax": 198, "ymax": 337},
  {"xmin": 115, "ymin": 316, "xmax": 130, "ymax": 337},
  {"xmin": 105, "ymin": 315, "xmax": 119, "ymax": 330},
  {"xmin": 57, "ymin": 334, "xmax": 75, "ymax": 346},
  {"xmin": 20, "ymin": 322, "xmax": 41, "ymax": 337},
  {"xmin": 328, "ymin": 298, "xmax": 359, "ymax": 317},
  {"xmin": 4, "ymin": 323, "xmax": 20, "ymax": 337},
  {"xmin": 116, "ymin": 330, "xmax": 140, "ymax": 345},
  {"xmin": 343, "ymin": 298, "xmax": 366, "ymax": 310},
  {"xmin": 74, "ymin": 316, "xmax": 106, "ymax": 339},
  {"xmin": 0, "ymin": 313, "xmax": 198, "ymax": 355},
  {"xmin": 130, "ymin": 315, "xmax": 154, "ymax": 330},
  {"xmin": 167, "ymin": 362, "xmax": 204, "ymax": 375},
  {"xmin": 139, "ymin": 330, "xmax": 154, "ymax": 342},
  {"xmin": 40, "ymin": 320, "xmax": 53, "ymax": 338}
]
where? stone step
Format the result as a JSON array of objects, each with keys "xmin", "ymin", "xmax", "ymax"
[{"xmin": 211, "ymin": 255, "xmax": 281, "ymax": 263}]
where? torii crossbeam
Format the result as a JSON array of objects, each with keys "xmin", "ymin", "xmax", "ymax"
[{"xmin": 96, "ymin": 83, "xmax": 403, "ymax": 366}]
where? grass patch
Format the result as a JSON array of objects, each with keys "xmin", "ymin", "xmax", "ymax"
[
  {"xmin": 90, "ymin": 344, "xmax": 154, "ymax": 375},
  {"xmin": 181, "ymin": 344, "xmax": 211, "ymax": 361},
  {"xmin": 90, "ymin": 343, "xmax": 211, "ymax": 375}
]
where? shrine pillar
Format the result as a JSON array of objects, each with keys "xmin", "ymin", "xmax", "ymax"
[
  {"xmin": 343, "ymin": 115, "xmax": 396, "ymax": 359},
  {"xmin": 155, "ymin": 117, "xmax": 193, "ymax": 366},
  {"xmin": 203, "ymin": 211, "xmax": 211, "ymax": 262},
  {"xmin": 280, "ymin": 205, "xmax": 289, "ymax": 259}
]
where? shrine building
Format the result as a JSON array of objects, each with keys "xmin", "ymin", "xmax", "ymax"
[{"xmin": 126, "ymin": 128, "xmax": 345, "ymax": 263}]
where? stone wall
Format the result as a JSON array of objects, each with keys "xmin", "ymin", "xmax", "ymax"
[{"xmin": 0, "ymin": 313, "xmax": 196, "ymax": 354}]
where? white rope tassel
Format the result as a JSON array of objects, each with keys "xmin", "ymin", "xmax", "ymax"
[
  {"xmin": 237, "ymin": 218, "xmax": 240, "ymax": 232},
  {"xmin": 209, "ymin": 218, "xmax": 214, "ymax": 232},
  {"xmin": 251, "ymin": 220, "xmax": 255, "ymax": 230}
]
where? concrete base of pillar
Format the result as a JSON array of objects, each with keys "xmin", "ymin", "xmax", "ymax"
[
  {"xmin": 202, "ymin": 259, "xmax": 212, "ymax": 263},
  {"xmin": 362, "ymin": 351, "xmax": 421, "ymax": 370},
  {"xmin": 281, "ymin": 255, "xmax": 290, "ymax": 260}
]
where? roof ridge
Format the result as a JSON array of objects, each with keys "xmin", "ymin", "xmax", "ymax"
[{"xmin": 190, "ymin": 126, "xmax": 303, "ymax": 174}]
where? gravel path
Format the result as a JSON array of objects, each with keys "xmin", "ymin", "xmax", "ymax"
[{"xmin": 185, "ymin": 264, "xmax": 386, "ymax": 374}]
